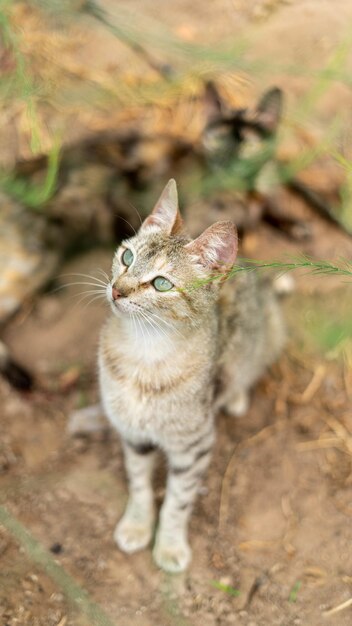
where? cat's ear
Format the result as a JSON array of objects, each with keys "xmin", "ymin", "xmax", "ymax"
[
  {"xmin": 185, "ymin": 221, "xmax": 238, "ymax": 272},
  {"xmin": 141, "ymin": 179, "xmax": 184, "ymax": 235},
  {"xmin": 204, "ymin": 81, "xmax": 225, "ymax": 121},
  {"xmin": 254, "ymin": 87, "xmax": 283, "ymax": 134}
]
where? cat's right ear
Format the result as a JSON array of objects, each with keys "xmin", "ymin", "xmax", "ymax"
[
  {"xmin": 141, "ymin": 179, "xmax": 184, "ymax": 235},
  {"xmin": 185, "ymin": 220, "xmax": 238, "ymax": 273},
  {"xmin": 255, "ymin": 87, "xmax": 283, "ymax": 134}
]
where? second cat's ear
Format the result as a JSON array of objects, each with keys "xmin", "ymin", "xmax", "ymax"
[
  {"xmin": 185, "ymin": 221, "xmax": 238, "ymax": 273},
  {"xmin": 255, "ymin": 87, "xmax": 283, "ymax": 134},
  {"xmin": 141, "ymin": 179, "xmax": 184, "ymax": 235},
  {"xmin": 203, "ymin": 81, "xmax": 225, "ymax": 122}
]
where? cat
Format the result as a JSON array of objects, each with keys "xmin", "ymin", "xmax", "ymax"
[{"xmin": 98, "ymin": 178, "xmax": 285, "ymax": 573}]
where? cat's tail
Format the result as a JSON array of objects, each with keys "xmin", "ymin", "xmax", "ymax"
[{"xmin": 0, "ymin": 340, "xmax": 33, "ymax": 391}]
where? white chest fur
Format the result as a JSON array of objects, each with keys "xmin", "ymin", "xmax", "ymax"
[{"xmin": 99, "ymin": 315, "xmax": 215, "ymax": 443}]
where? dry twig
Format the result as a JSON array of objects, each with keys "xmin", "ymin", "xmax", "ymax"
[{"xmin": 323, "ymin": 597, "xmax": 352, "ymax": 617}]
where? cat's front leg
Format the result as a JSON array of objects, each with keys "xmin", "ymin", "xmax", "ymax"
[
  {"xmin": 115, "ymin": 440, "xmax": 157, "ymax": 553},
  {"xmin": 153, "ymin": 427, "xmax": 214, "ymax": 573}
]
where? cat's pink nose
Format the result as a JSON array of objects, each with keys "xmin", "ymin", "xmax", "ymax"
[{"xmin": 112, "ymin": 286, "xmax": 122, "ymax": 301}]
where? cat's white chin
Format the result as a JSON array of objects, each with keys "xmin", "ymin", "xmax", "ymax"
[{"xmin": 109, "ymin": 298, "xmax": 138, "ymax": 317}]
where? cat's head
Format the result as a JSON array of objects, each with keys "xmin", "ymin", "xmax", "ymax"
[
  {"xmin": 202, "ymin": 83, "xmax": 283, "ymax": 167},
  {"xmin": 108, "ymin": 179, "xmax": 237, "ymax": 326}
]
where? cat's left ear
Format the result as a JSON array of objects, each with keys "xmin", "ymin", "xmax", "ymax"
[
  {"xmin": 141, "ymin": 179, "xmax": 184, "ymax": 235},
  {"xmin": 185, "ymin": 220, "xmax": 238, "ymax": 273}
]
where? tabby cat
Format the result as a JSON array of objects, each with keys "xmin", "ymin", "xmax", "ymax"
[{"xmin": 98, "ymin": 179, "xmax": 285, "ymax": 572}]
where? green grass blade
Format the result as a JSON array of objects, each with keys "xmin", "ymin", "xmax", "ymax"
[{"xmin": 0, "ymin": 504, "xmax": 118, "ymax": 626}]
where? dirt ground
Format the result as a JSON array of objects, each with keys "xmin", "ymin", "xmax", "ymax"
[{"xmin": 1, "ymin": 1, "xmax": 352, "ymax": 625}]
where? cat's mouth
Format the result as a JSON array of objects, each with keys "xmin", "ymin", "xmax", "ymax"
[
  {"xmin": 107, "ymin": 285, "xmax": 141, "ymax": 317},
  {"xmin": 110, "ymin": 297, "xmax": 137, "ymax": 316}
]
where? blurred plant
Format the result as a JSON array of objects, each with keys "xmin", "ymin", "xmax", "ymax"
[
  {"xmin": 0, "ymin": 139, "xmax": 61, "ymax": 208},
  {"xmin": 0, "ymin": 0, "xmax": 45, "ymax": 152},
  {"xmin": 185, "ymin": 256, "xmax": 352, "ymax": 292},
  {"xmin": 240, "ymin": 256, "xmax": 352, "ymax": 279},
  {"xmin": 210, "ymin": 580, "xmax": 241, "ymax": 597},
  {"xmin": 333, "ymin": 151, "xmax": 352, "ymax": 233},
  {"xmin": 288, "ymin": 580, "xmax": 302, "ymax": 603},
  {"xmin": 303, "ymin": 295, "xmax": 352, "ymax": 357}
]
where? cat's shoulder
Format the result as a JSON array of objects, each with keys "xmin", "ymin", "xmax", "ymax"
[{"xmin": 218, "ymin": 264, "xmax": 272, "ymax": 322}]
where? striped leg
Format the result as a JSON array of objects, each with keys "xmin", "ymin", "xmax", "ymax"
[
  {"xmin": 115, "ymin": 440, "xmax": 157, "ymax": 554},
  {"xmin": 153, "ymin": 430, "xmax": 214, "ymax": 573}
]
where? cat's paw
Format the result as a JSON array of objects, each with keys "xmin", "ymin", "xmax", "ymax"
[
  {"xmin": 114, "ymin": 516, "xmax": 153, "ymax": 553},
  {"xmin": 153, "ymin": 539, "xmax": 191, "ymax": 573},
  {"xmin": 226, "ymin": 390, "xmax": 249, "ymax": 417}
]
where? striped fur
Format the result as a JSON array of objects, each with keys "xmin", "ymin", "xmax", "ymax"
[{"xmin": 98, "ymin": 179, "xmax": 285, "ymax": 572}]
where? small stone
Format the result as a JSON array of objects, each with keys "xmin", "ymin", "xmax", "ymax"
[{"xmin": 50, "ymin": 542, "xmax": 63, "ymax": 555}]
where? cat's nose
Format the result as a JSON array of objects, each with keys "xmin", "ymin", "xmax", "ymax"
[{"xmin": 112, "ymin": 286, "xmax": 122, "ymax": 301}]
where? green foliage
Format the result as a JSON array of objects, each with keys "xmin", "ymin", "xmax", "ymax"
[
  {"xmin": 238, "ymin": 256, "xmax": 352, "ymax": 279},
  {"xmin": 184, "ymin": 256, "xmax": 352, "ymax": 293},
  {"xmin": 333, "ymin": 151, "xmax": 352, "ymax": 232},
  {"xmin": 0, "ymin": 140, "xmax": 61, "ymax": 208},
  {"xmin": 210, "ymin": 580, "xmax": 241, "ymax": 597},
  {"xmin": 288, "ymin": 580, "xmax": 302, "ymax": 603},
  {"xmin": 0, "ymin": 504, "xmax": 117, "ymax": 626},
  {"xmin": 0, "ymin": 0, "xmax": 44, "ymax": 153},
  {"xmin": 303, "ymin": 296, "xmax": 352, "ymax": 354}
]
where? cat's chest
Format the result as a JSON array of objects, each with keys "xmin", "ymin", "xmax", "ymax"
[
  {"xmin": 100, "ymin": 343, "xmax": 186, "ymax": 397},
  {"xmin": 98, "ymin": 321, "xmax": 214, "ymax": 436},
  {"xmin": 100, "ymin": 334, "xmax": 199, "ymax": 405}
]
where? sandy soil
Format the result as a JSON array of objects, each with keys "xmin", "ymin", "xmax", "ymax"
[{"xmin": 1, "ymin": 1, "xmax": 352, "ymax": 625}]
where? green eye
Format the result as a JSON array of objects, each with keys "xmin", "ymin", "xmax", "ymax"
[
  {"xmin": 122, "ymin": 248, "xmax": 134, "ymax": 267},
  {"xmin": 153, "ymin": 276, "xmax": 174, "ymax": 292}
]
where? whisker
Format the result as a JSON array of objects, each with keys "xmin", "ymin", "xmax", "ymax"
[
  {"xmin": 145, "ymin": 308, "xmax": 185, "ymax": 339},
  {"xmin": 96, "ymin": 268, "xmax": 110, "ymax": 281},
  {"xmin": 138, "ymin": 309, "xmax": 173, "ymax": 348},
  {"xmin": 51, "ymin": 281, "xmax": 108, "ymax": 294},
  {"xmin": 135, "ymin": 311, "xmax": 147, "ymax": 350},
  {"xmin": 60, "ymin": 290, "xmax": 107, "ymax": 306},
  {"xmin": 59, "ymin": 272, "xmax": 108, "ymax": 286},
  {"xmin": 139, "ymin": 311, "xmax": 156, "ymax": 349},
  {"xmin": 116, "ymin": 214, "xmax": 137, "ymax": 236},
  {"xmin": 67, "ymin": 292, "xmax": 107, "ymax": 313},
  {"xmin": 60, "ymin": 291, "xmax": 107, "ymax": 303},
  {"xmin": 128, "ymin": 201, "xmax": 143, "ymax": 227},
  {"xmin": 131, "ymin": 312, "xmax": 138, "ymax": 343},
  {"xmin": 81, "ymin": 294, "xmax": 108, "ymax": 310},
  {"xmin": 139, "ymin": 310, "xmax": 155, "ymax": 345},
  {"xmin": 73, "ymin": 292, "xmax": 107, "ymax": 307},
  {"xmin": 74, "ymin": 289, "xmax": 107, "ymax": 297}
]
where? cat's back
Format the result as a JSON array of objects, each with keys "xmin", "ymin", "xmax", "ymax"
[{"xmin": 217, "ymin": 267, "xmax": 285, "ymax": 390}]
